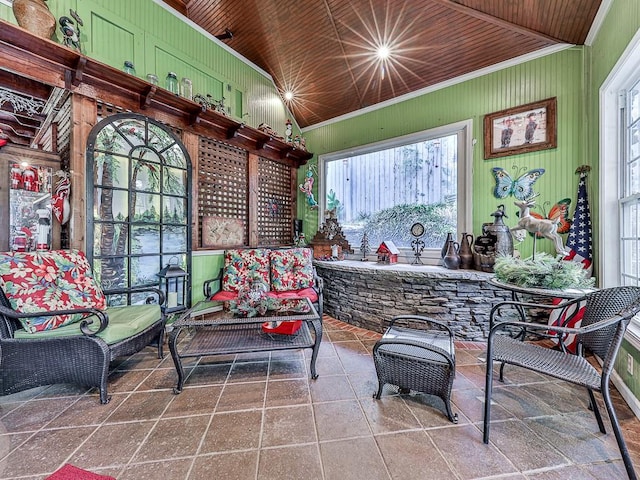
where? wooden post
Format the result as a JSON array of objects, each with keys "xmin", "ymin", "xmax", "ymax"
[
  {"xmin": 182, "ymin": 131, "xmax": 200, "ymax": 248},
  {"xmin": 248, "ymin": 153, "xmax": 259, "ymax": 246},
  {"xmin": 69, "ymin": 94, "xmax": 96, "ymax": 251},
  {"xmin": 291, "ymin": 166, "xmax": 298, "ymax": 241}
]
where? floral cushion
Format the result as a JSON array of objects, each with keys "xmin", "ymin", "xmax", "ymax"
[
  {"xmin": 0, "ymin": 249, "xmax": 106, "ymax": 333},
  {"xmin": 221, "ymin": 249, "xmax": 271, "ymax": 293},
  {"xmin": 270, "ymin": 248, "xmax": 314, "ymax": 292}
]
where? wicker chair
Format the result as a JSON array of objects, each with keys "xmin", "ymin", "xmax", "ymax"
[
  {"xmin": 373, "ymin": 315, "xmax": 457, "ymax": 423},
  {"xmin": 0, "ymin": 286, "xmax": 165, "ymax": 404},
  {"xmin": 483, "ymin": 286, "xmax": 640, "ymax": 480}
]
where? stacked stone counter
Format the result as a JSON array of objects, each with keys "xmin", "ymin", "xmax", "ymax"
[{"xmin": 314, "ymin": 260, "xmax": 511, "ymax": 342}]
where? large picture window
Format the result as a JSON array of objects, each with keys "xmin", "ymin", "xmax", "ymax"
[
  {"xmin": 86, "ymin": 113, "xmax": 192, "ymax": 305},
  {"xmin": 601, "ymin": 32, "xmax": 640, "ymax": 338},
  {"xmin": 319, "ymin": 121, "xmax": 472, "ymax": 262},
  {"xmin": 622, "ymin": 80, "xmax": 640, "ymax": 287}
]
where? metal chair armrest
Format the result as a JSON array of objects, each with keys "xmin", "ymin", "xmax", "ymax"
[
  {"xmin": 203, "ymin": 267, "xmax": 224, "ymax": 298},
  {"xmin": 0, "ymin": 303, "xmax": 109, "ymax": 336},
  {"xmin": 489, "ymin": 311, "xmax": 630, "ymax": 340}
]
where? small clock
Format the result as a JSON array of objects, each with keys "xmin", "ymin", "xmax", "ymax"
[{"xmin": 411, "ymin": 222, "xmax": 425, "ymax": 237}]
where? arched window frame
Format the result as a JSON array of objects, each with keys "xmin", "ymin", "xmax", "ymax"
[{"xmin": 86, "ymin": 113, "xmax": 192, "ymax": 305}]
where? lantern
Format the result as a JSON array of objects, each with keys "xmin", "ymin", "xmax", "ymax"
[{"xmin": 157, "ymin": 257, "xmax": 189, "ymax": 314}]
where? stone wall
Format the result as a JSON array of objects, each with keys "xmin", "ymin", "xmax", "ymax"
[{"xmin": 315, "ymin": 260, "xmax": 513, "ymax": 341}]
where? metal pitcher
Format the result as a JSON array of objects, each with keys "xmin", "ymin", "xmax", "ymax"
[{"xmin": 482, "ymin": 204, "xmax": 513, "ymax": 257}]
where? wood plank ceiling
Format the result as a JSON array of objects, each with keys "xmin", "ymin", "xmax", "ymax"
[{"xmin": 162, "ymin": 0, "xmax": 602, "ymax": 128}]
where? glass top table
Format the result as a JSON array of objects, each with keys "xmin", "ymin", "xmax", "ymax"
[
  {"xmin": 489, "ymin": 277, "xmax": 597, "ymax": 349},
  {"xmin": 489, "ymin": 277, "xmax": 595, "ymax": 300},
  {"xmin": 168, "ymin": 298, "xmax": 322, "ymax": 393}
]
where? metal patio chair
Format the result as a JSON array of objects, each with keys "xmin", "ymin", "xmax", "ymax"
[{"xmin": 483, "ymin": 286, "xmax": 640, "ymax": 480}]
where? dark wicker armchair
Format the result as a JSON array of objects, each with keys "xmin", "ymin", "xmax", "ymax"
[
  {"xmin": 0, "ymin": 286, "xmax": 166, "ymax": 404},
  {"xmin": 373, "ymin": 315, "xmax": 457, "ymax": 423},
  {"xmin": 483, "ymin": 286, "xmax": 640, "ymax": 480}
]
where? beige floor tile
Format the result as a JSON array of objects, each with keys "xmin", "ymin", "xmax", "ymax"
[{"xmin": 0, "ymin": 316, "xmax": 638, "ymax": 480}]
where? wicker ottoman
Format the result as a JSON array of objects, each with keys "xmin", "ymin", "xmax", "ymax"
[{"xmin": 373, "ymin": 315, "xmax": 457, "ymax": 423}]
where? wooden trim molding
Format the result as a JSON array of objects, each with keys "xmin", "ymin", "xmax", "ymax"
[{"xmin": 0, "ymin": 19, "xmax": 313, "ymax": 166}]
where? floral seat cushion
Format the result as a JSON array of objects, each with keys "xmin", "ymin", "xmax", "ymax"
[
  {"xmin": 0, "ymin": 250, "xmax": 106, "ymax": 333},
  {"xmin": 221, "ymin": 249, "xmax": 271, "ymax": 293},
  {"xmin": 270, "ymin": 248, "xmax": 314, "ymax": 292}
]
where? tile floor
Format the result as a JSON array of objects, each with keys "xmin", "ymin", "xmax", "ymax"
[{"xmin": 0, "ymin": 316, "xmax": 638, "ymax": 479}]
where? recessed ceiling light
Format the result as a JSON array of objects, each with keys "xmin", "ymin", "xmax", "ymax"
[{"xmin": 376, "ymin": 45, "xmax": 391, "ymax": 60}]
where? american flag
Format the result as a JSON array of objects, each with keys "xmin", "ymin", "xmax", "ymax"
[{"xmin": 548, "ymin": 172, "xmax": 592, "ymax": 352}]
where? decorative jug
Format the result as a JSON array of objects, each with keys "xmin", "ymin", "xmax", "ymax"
[
  {"xmin": 440, "ymin": 232, "xmax": 454, "ymax": 261},
  {"xmin": 12, "ymin": 0, "xmax": 56, "ymax": 39},
  {"xmin": 442, "ymin": 239, "xmax": 461, "ymax": 270},
  {"xmin": 458, "ymin": 233, "xmax": 474, "ymax": 269},
  {"xmin": 482, "ymin": 204, "xmax": 513, "ymax": 257}
]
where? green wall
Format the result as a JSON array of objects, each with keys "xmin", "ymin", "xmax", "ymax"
[
  {"xmin": 588, "ymin": 0, "xmax": 640, "ymax": 404},
  {"xmin": 0, "ymin": 0, "xmax": 298, "ymax": 304},
  {"xmin": 301, "ymin": 48, "xmax": 587, "ymax": 257},
  {"xmin": 0, "ymin": 0, "xmax": 297, "ymax": 132}
]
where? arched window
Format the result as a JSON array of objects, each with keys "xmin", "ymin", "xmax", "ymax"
[{"xmin": 86, "ymin": 113, "xmax": 191, "ymax": 305}]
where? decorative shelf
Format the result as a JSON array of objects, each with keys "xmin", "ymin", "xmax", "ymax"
[{"xmin": 0, "ymin": 19, "xmax": 313, "ymax": 165}]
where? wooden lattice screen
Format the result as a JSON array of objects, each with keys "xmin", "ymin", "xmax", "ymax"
[
  {"xmin": 257, "ymin": 157, "xmax": 293, "ymax": 246},
  {"xmin": 198, "ymin": 137, "xmax": 249, "ymax": 247},
  {"xmin": 96, "ymin": 101, "xmax": 127, "ymax": 120}
]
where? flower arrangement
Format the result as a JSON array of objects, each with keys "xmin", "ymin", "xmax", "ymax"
[{"xmin": 493, "ymin": 253, "xmax": 595, "ymax": 290}]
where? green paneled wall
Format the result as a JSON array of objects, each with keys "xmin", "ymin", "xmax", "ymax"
[
  {"xmin": 589, "ymin": 0, "xmax": 640, "ymax": 404},
  {"xmin": 0, "ymin": 0, "xmax": 299, "ymax": 303},
  {"xmin": 0, "ymin": 0, "xmax": 293, "ymax": 131},
  {"xmin": 79, "ymin": 6, "xmax": 145, "ymax": 73},
  {"xmin": 190, "ymin": 254, "xmax": 223, "ymax": 305},
  {"xmin": 301, "ymin": 48, "xmax": 587, "ymax": 258}
]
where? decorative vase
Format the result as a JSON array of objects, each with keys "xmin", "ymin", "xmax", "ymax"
[
  {"xmin": 440, "ymin": 232, "xmax": 454, "ymax": 260},
  {"xmin": 458, "ymin": 233, "xmax": 474, "ymax": 269},
  {"xmin": 12, "ymin": 0, "xmax": 56, "ymax": 39},
  {"xmin": 443, "ymin": 239, "xmax": 461, "ymax": 270}
]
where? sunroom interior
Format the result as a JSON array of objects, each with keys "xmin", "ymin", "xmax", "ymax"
[{"xmin": 0, "ymin": 0, "xmax": 640, "ymax": 478}]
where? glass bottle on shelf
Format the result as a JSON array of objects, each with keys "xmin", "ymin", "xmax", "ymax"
[
  {"xmin": 123, "ymin": 61, "xmax": 136, "ymax": 76},
  {"xmin": 180, "ymin": 77, "xmax": 193, "ymax": 100},
  {"xmin": 165, "ymin": 72, "xmax": 179, "ymax": 95},
  {"xmin": 146, "ymin": 73, "xmax": 159, "ymax": 85}
]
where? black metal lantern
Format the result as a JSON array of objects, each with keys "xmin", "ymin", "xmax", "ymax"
[{"xmin": 157, "ymin": 257, "xmax": 189, "ymax": 314}]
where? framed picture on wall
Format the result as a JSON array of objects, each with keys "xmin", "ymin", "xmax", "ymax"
[
  {"xmin": 201, "ymin": 216, "xmax": 245, "ymax": 248},
  {"xmin": 483, "ymin": 97, "xmax": 557, "ymax": 159}
]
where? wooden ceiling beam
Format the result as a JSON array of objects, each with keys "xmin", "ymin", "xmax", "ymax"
[
  {"xmin": 430, "ymin": 0, "xmax": 566, "ymax": 45},
  {"xmin": 161, "ymin": 0, "xmax": 188, "ymax": 16}
]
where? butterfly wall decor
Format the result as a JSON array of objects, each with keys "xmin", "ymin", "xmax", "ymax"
[
  {"xmin": 524, "ymin": 198, "xmax": 572, "ymax": 237},
  {"xmin": 492, "ymin": 166, "xmax": 545, "ymax": 201}
]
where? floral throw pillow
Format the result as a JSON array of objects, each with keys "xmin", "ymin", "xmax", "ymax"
[
  {"xmin": 0, "ymin": 249, "xmax": 106, "ymax": 333},
  {"xmin": 270, "ymin": 248, "xmax": 314, "ymax": 292},
  {"xmin": 221, "ymin": 249, "xmax": 271, "ymax": 293}
]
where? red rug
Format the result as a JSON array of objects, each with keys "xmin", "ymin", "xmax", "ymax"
[{"xmin": 46, "ymin": 464, "xmax": 116, "ymax": 480}]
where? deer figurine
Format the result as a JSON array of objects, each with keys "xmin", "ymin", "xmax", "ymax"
[{"xmin": 511, "ymin": 196, "xmax": 568, "ymax": 255}]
